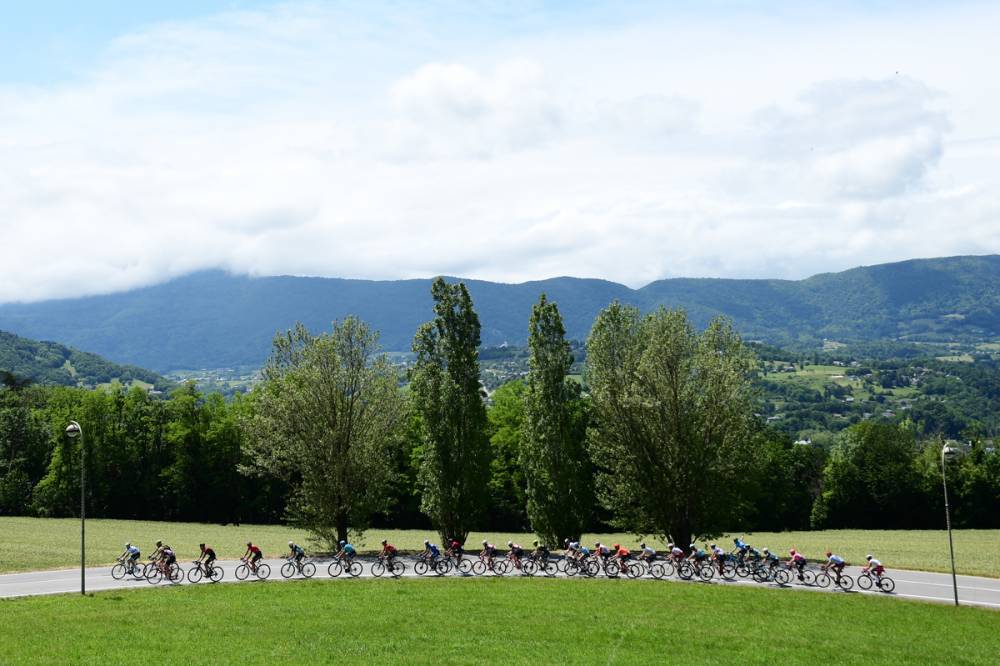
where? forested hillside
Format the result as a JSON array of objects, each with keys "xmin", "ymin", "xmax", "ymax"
[
  {"xmin": 0, "ymin": 255, "xmax": 996, "ymax": 371},
  {"xmin": 0, "ymin": 331, "xmax": 170, "ymax": 390}
]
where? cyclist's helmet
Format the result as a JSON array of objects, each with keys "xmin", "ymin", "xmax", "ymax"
[
  {"xmin": 789, "ymin": 549, "xmax": 796, "ymax": 555},
  {"xmin": 423, "ymin": 540, "xmax": 429, "ymax": 546},
  {"xmin": 825, "ymin": 550, "xmax": 832, "ymax": 557},
  {"xmin": 709, "ymin": 543, "xmax": 716, "ymax": 549},
  {"xmin": 640, "ymin": 542, "xmax": 646, "ymax": 549},
  {"xmin": 689, "ymin": 543, "xmax": 696, "ymax": 550},
  {"xmin": 595, "ymin": 541, "xmax": 601, "ymax": 547},
  {"xmin": 666, "ymin": 542, "xmax": 673, "ymax": 549},
  {"xmin": 340, "ymin": 540, "xmax": 347, "ymax": 546},
  {"xmin": 507, "ymin": 541, "xmax": 514, "ymax": 547},
  {"xmin": 156, "ymin": 540, "xmax": 162, "ymax": 547},
  {"xmin": 533, "ymin": 540, "xmax": 539, "ymax": 546},
  {"xmin": 124, "ymin": 543, "xmax": 130, "ymax": 549},
  {"xmin": 482, "ymin": 539, "xmax": 488, "ymax": 546},
  {"xmin": 199, "ymin": 543, "xmax": 205, "ymax": 549},
  {"xmin": 381, "ymin": 539, "xmax": 388, "ymax": 545},
  {"xmin": 246, "ymin": 541, "xmax": 252, "ymax": 547},
  {"xmin": 762, "ymin": 548, "xmax": 769, "ymax": 554},
  {"xmin": 733, "ymin": 537, "xmax": 740, "ymax": 544},
  {"xmin": 866, "ymin": 554, "xmax": 873, "ymax": 561}
]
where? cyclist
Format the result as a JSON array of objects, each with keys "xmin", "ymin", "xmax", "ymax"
[
  {"xmin": 613, "ymin": 544, "xmax": 631, "ymax": 574},
  {"xmin": 380, "ymin": 539, "xmax": 398, "ymax": 565},
  {"xmin": 733, "ymin": 537, "xmax": 750, "ymax": 564},
  {"xmin": 564, "ymin": 539, "xmax": 581, "ymax": 562},
  {"xmin": 710, "ymin": 543, "xmax": 727, "ymax": 574},
  {"xmin": 531, "ymin": 540, "xmax": 550, "ymax": 563},
  {"xmin": 288, "ymin": 540, "xmax": 305, "ymax": 568},
  {"xmin": 762, "ymin": 548, "xmax": 781, "ymax": 575},
  {"xmin": 788, "ymin": 549, "xmax": 807, "ymax": 581},
  {"xmin": 668, "ymin": 543, "xmax": 685, "ymax": 563},
  {"xmin": 338, "ymin": 540, "xmax": 357, "ymax": 562},
  {"xmin": 445, "ymin": 536, "xmax": 464, "ymax": 565},
  {"xmin": 421, "ymin": 539, "xmax": 440, "ymax": 565},
  {"xmin": 118, "ymin": 543, "xmax": 141, "ymax": 573},
  {"xmin": 863, "ymin": 554, "xmax": 885, "ymax": 579},
  {"xmin": 687, "ymin": 543, "xmax": 709, "ymax": 569},
  {"xmin": 480, "ymin": 539, "xmax": 497, "ymax": 562},
  {"xmin": 149, "ymin": 540, "xmax": 166, "ymax": 564},
  {"xmin": 823, "ymin": 550, "xmax": 846, "ymax": 583},
  {"xmin": 242, "ymin": 542, "xmax": 263, "ymax": 572},
  {"xmin": 745, "ymin": 544, "xmax": 762, "ymax": 562},
  {"xmin": 196, "ymin": 543, "xmax": 217, "ymax": 574},
  {"xmin": 595, "ymin": 542, "xmax": 612, "ymax": 565},
  {"xmin": 161, "ymin": 544, "xmax": 177, "ymax": 575},
  {"xmin": 638, "ymin": 542, "xmax": 657, "ymax": 564},
  {"xmin": 507, "ymin": 541, "xmax": 525, "ymax": 570}
]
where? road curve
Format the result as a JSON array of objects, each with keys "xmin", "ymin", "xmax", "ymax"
[{"xmin": 1, "ymin": 558, "xmax": 998, "ymax": 609}]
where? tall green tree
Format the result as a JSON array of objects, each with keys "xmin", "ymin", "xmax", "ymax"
[
  {"xmin": 242, "ymin": 318, "xmax": 407, "ymax": 547},
  {"xmin": 520, "ymin": 294, "xmax": 591, "ymax": 545},
  {"xmin": 586, "ymin": 303, "xmax": 757, "ymax": 548},
  {"xmin": 486, "ymin": 380, "xmax": 528, "ymax": 530},
  {"xmin": 410, "ymin": 278, "xmax": 490, "ymax": 542}
]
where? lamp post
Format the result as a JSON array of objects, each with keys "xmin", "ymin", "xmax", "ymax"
[
  {"xmin": 940, "ymin": 444, "xmax": 959, "ymax": 607},
  {"xmin": 65, "ymin": 421, "xmax": 84, "ymax": 596}
]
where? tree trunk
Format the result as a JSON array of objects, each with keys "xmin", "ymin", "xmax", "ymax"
[
  {"xmin": 336, "ymin": 513, "xmax": 349, "ymax": 547},
  {"xmin": 669, "ymin": 521, "xmax": 693, "ymax": 553}
]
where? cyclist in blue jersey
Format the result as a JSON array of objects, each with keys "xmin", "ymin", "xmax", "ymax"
[
  {"xmin": 422, "ymin": 539, "xmax": 440, "ymax": 564},
  {"xmin": 338, "ymin": 540, "xmax": 356, "ymax": 562},
  {"xmin": 118, "ymin": 543, "xmax": 141, "ymax": 573},
  {"xmin": 288, "ymin": 540, "xmax": 305, "ymax": 565}
]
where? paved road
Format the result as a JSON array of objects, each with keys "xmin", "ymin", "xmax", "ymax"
[{"xmin": 2, "ymin": 558, "xmax": 999, "ymax": 609}]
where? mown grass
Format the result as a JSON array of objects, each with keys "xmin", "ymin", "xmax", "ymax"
[
  {"xmin": 2, "ymin": 518, "xmax": 998, "ymax": 578},
  {"xmin": 0, "ymin": 577, "xmax": 997, "ymax": 664}
]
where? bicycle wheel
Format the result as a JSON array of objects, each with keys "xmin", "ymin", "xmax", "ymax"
[
  {"xmin": 328, "ymin": 561, "xmax": 344, "ymax": 578},
  {"xmin": 837, "ymin": 574, "xmax": 854, "ymax": 591},
  {"xmin": 132, "ymin": 564, "xmax": 148, "ymax": 580},
  {"xmin": 169, "ymin": 564, "xmax": 184, "ymax": 583},
  {"xmin": 801, "ymin": 570, "xmax": 816, "ymax": 585},
  {"xmin": 877, "ymin": 576, "xmax": 895, "ymax": 593},
  {"xmin": 235, "ymin": 564, "xmax": 250, "ymax": 580},
  {"xmin": 281, "ymin": 562, "xmax": 296, "ymax": 579},
  {"xmin": 494, "ymin": 560, "xmax": 510, "ymax": 576},
  {"xmin": 256, "ymin": 563, "xmax": 271, "ymax": 579},
  {"xmin": 678, "ymin": 562, "xmax": 694, "ymax": 580},
  {"xmin": 472, "ymin": 560, "xmax": 487, "ymax": 576},
  {"xmin": 857, "ymin": 573, "xmax": 873, "ymax": 590},
  {"xmin": 390, "ymin": 561, "xmax": 406, "ymax": 577},
  {"xmin": 209, "ymin": 566, "xmax": 224, "ymax": 583},
  {"xmin": 371, "ymin": 561, "xmax": 386, "ymax": 577},
  {"xmin": 698, "ymin": 565, "xmax": 714, "ymax": 582},
  {"xmin": 774, "ymin": 569, "xmax": 791, "ymax": 585},
  {"xmin": 584, "ymin": 560, "xmax": 600, "ymax": 577},
  {"xmin": 814, "ymin": 572, "xmax": 831, "ymax": 588},
  {"xmin": 721, "ymin": 563, "xmax": 737, "ymax": 581},
  {"xmin": 111, "ymin": 563, "xmax": 127, "ymax": 580},
  {"xmin": 146, "ymin": 568, "xmax": 163, "ymax": 585},
  {"xmin": 414, "ymin": 560, "xmax": 429, "ymax": 576},
  {"xmin": 187, "ymin": 566, "xmax": 204, "ymax": 584},
  {"xmin": 457, "ymin": 558, "xmax": 473, "ymax": 575},
  {"xmin": 541, "ymin": 561, "xmax": 558, "ymax": 577},
  {"xmin": 436, "ymin": 559, "xmax": 453, "ymax": 575},
  {"xmin": 736, "ymin": 563, "xmax": 751, "ymax": 578},
  {"xmin": 627, "ymin": 563, "xmax": 643, "ymax": 579},
  {"xmin": 522, "ymin": 560, "xmax": 538, "ymax": 576},
  {"xmin": 347, "ymin": 561, "xmax": 362, "ymax": 577}
]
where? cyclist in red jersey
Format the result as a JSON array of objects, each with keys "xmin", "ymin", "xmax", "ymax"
[{"xmin": 242, "ymin": 542, "xmax": 263, "ymax": 571}]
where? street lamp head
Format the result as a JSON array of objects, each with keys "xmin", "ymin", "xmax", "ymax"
[{"xmin": 65, "ymin": 422, "xmax": 81, "ymax": 438}]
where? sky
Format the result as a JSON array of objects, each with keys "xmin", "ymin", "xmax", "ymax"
[{"xmin": 1, "ymin": 0, "xmax": 998, "ymax": 303}]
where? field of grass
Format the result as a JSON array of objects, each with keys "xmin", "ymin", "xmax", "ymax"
[
  {"xmin": 2, "ymin": 518, "xmax": 998, "ymax": 578},
  {"xmin": 1, "ymin": 577, "xmax": 997, "ymax": 663}
]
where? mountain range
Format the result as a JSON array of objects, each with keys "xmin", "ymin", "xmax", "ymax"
[{"xmin": 0, "ymin": 255, "xmax": 997, "ymax": 372}]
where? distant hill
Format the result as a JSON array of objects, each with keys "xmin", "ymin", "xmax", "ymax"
[
  {"xmin": 0, "ymin": 255, "xmax": 996, "ymax": 372},
  {"xmin": 0, "ymin": 330, "xmax": 170, "ymax": 389}
]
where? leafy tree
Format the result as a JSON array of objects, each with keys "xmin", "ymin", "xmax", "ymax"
[
  {"xmin": 586, "ymin": 304, "xmax": 758, "ymax": 548},
  {"xmin": 810, "ymin": 422, "xmax": 925, "ymax": 528},
  {"xmin": 242, "ymin": 319, "xmax": 407, "ymax": 547},
  {"xmin": 485, "ymin": 380, "xmax": 528, "ymax": 530},
  {"xmin": 520, "ymin": 294, "xmax": 591, "ymax": 545},
  {"xmin": 410, "ymin": 278, "xmax": 490, "ymax": 542}
]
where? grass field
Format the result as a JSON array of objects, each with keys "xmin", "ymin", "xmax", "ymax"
[
  {"xmin": 1, "ymin": 517, "xmax": 998, "ymax": 578},
  {"xmin": 0, "ymin": 578, "xmax": 997, "ymax": 663}
]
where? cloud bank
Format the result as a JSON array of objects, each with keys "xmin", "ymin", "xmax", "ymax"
[{"xmin": 0, "ymin": 1, "xmax": 998, "ymax": 302}]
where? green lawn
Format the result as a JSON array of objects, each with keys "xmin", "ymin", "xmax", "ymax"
[
  {"xmin": 1, "ymin": 578, "xmax": 997, "ymax": 663},
  {"xmin": 1, "ymin": 518, "xmax": 998, "ymax": 578}
]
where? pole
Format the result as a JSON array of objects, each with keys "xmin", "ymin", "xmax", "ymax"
[
  {"xmin": 941, "ymin": 448, "xmax": 958, "ymax": 607},
  {"xmin": 80, "ymin": 424, "xmax": 86, "ymax": 596}
]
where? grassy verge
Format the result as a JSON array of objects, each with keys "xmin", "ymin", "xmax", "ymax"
[
  {"xmin": 1, "ymin": 517, "xmax": 997, "ymax": 578},
  {"xmin": 1, "ymin": 578, "xmax": 997, "ymax": 663}
]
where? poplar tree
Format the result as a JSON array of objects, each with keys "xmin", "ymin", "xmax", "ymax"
[
  {"xmin": 410, "ymin": 278, "xmax": 490, "ymax": 542},
  {"xmin": 520, "ymin": 294, "xmax": 591, "ymax": 546}
]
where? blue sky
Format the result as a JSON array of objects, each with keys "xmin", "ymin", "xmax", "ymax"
[{"xmin": 0, "ymin": 1, "xmax": 998, "ymax": 302}]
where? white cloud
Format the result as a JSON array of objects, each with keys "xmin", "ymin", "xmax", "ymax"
[{"xmin": 0, "ymin": 1, "xmax": 998, "ymax": 303}]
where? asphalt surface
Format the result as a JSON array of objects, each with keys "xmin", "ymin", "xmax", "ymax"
[{"xmin": 2, "ymin": 557, "xmax": 999, "ymax": 609}]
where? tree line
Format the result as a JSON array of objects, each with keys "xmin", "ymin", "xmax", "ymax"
[{"xmin": 2, "ymin": 278, "xmax": 998, "ymax": 549}]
